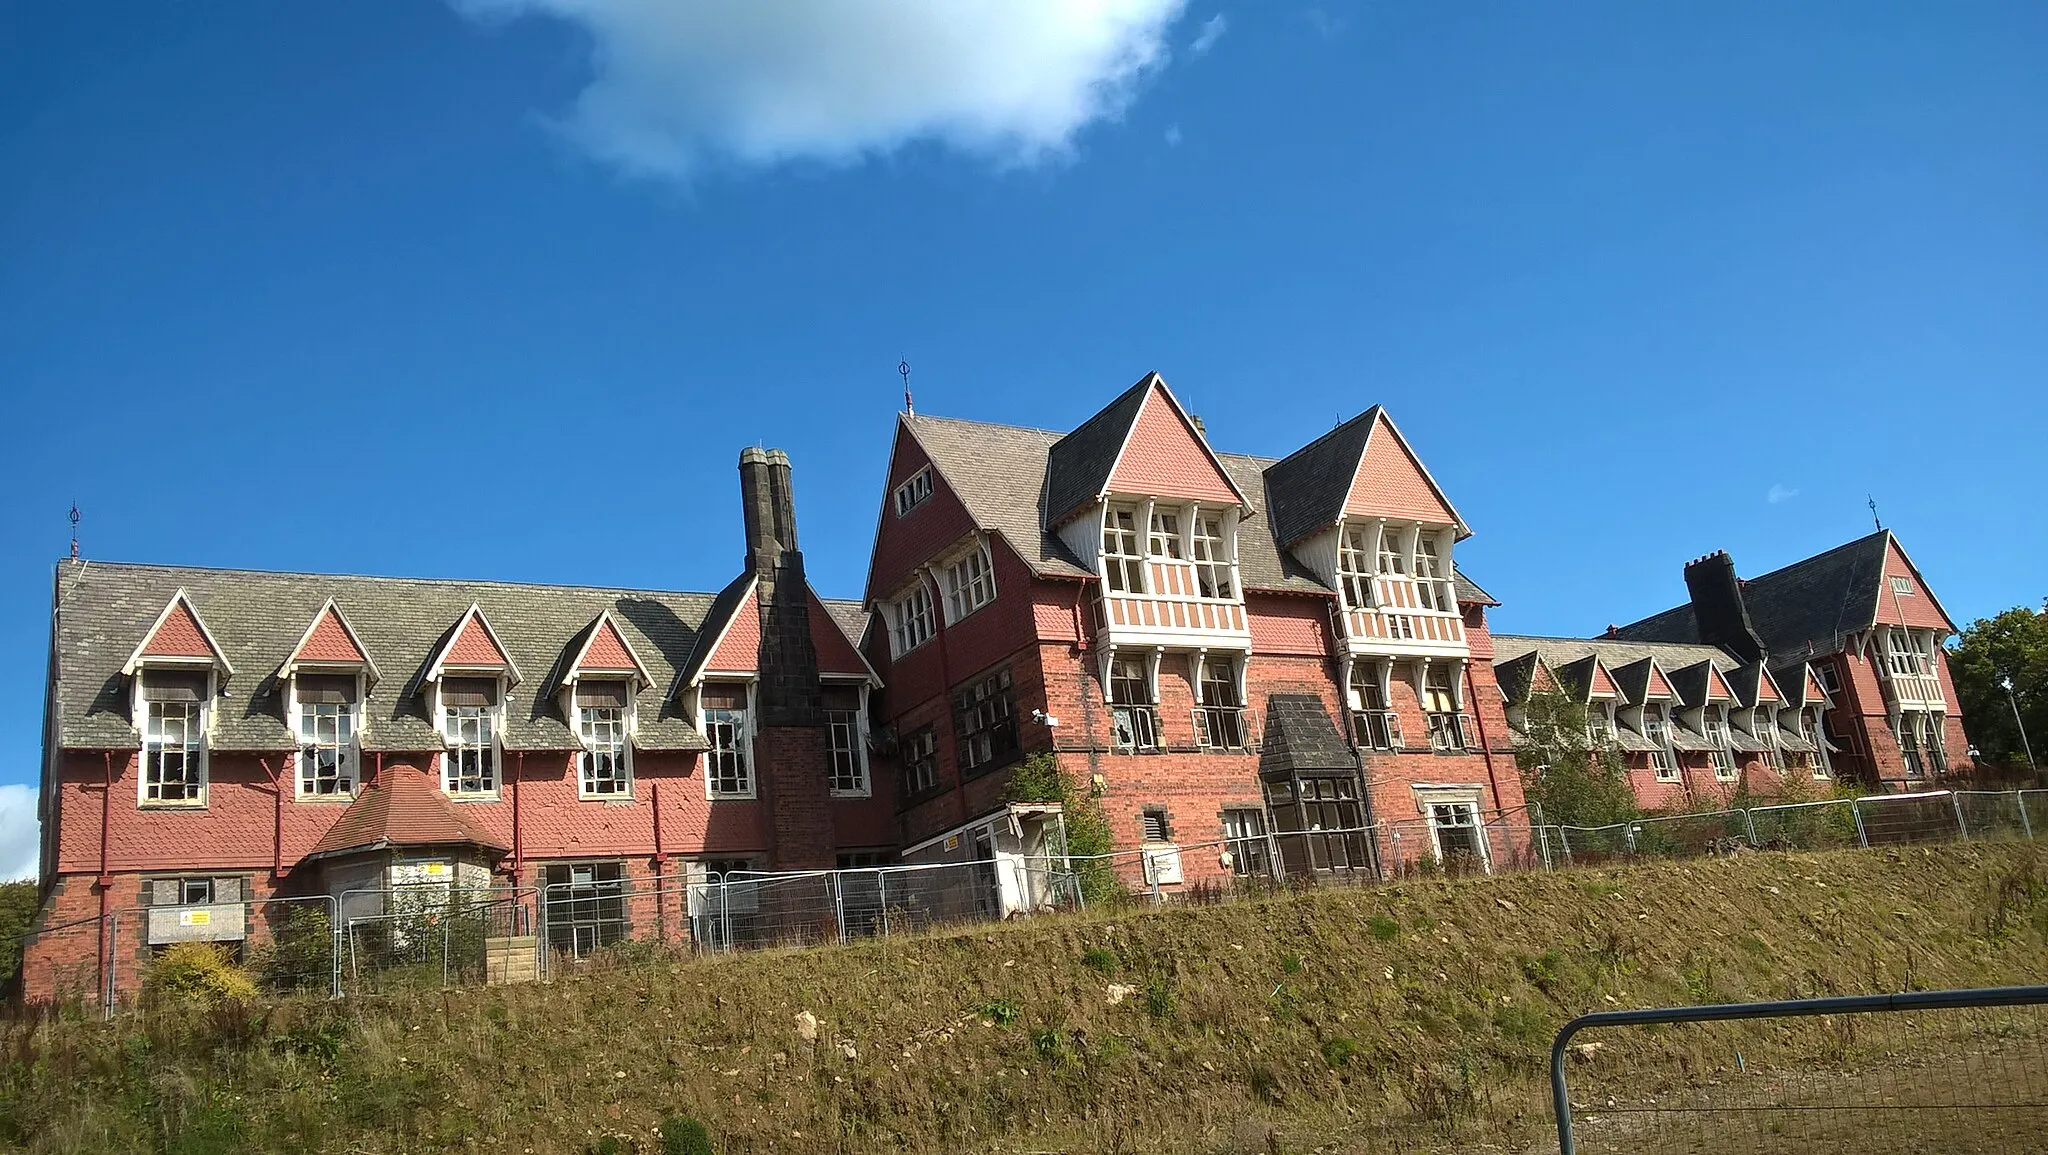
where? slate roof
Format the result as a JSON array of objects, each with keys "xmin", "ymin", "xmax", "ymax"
[
  {"xmin": 51, "ymin": 560, "xmax": 869, "ymax": 754},
  {"xmin": 1261, "ymin": 407, "xmax": 1381, "ymax": 548},
  {"xmin": 1615, "ymin": 531, "xmax": 1918, "ymax": 658},
  {"xmin": 304, "ymin": 763, "xmax": 508, "ymax": 861},
  {"xmin": 1490, "ymin": 635, "xmax": 1739, "ymax": 708},
  {"xmin": 1042, "ymin": 376, "xmax": 1154, "ymax": 526},
  {"xmin": 901, "ymin": 413, "xmax": 1498, "ymax": 603},
  {"xmin": 1258, "ymin": 693, "xmax": 1358, "ymax": 777}
]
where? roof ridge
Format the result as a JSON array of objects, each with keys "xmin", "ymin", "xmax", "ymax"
[
  {"xmin": 906, "ymin": 412, "xmax": 1066, "ymax": 438},
  {"xmin": 55, "ymin": 558, "xmax": 847, "ymax": 602},
  {"xmin": 1738, "ymin": 528, "xmax": 1891, "ymax": 587}
]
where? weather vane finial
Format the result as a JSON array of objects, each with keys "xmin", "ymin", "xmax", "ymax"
[
  {"xmin": 68, "ymin": 502, "xmax": 80, "ymax": 559},
  {"xmin": 1868, "ymin": 494, "xmax": 1882, "ymax": 531},
  {"xmin": 898, "ymin": 358, "xmax": 913, "ymax": 415}
]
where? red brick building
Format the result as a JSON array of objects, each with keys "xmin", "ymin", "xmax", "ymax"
[
  {"xmin": 23, "ymin": 447, "xmax": 886, "ymax": 1002},
  {"xmin": 1493, "ymin": 531, "xmax": 1973, "ymax": 813},
  {"xmin": 861, "ymin": 373, "xmax": 1524, "ymax": 896}
]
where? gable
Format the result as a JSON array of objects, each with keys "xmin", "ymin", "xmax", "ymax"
[
  {"xmin": 1644, "ymin": 662, "xmax": 1676, "ymax": 699},
  {"xmin": 579, "ymin": 619, "xmax": 638, "ymax": 672},
  {"xmin": 1345, "ymin": 413, "xmax": 1458, "ymax": 526},
  {"xmin": 1804, "ymin": 667, "xmax": 1828, "ymax": 702},
  {"xmin": 808, "ymin": 591, "xmax": 875, "ymax": 681},
  {"xmin": 1704, "ymin": 665, "xmax": 1735, "ymax": 701},
  {"xmin": 702, "ymin": 590, "xmax": 762, "ymax": 675},
  {"xmin": 1754, "ymin": 668, "xmax": 1782, "ymax": 703},
  {"xmin": 1104, "ymin": 380, "xmax": 1244, "ymax": 507},
  {"xmin": 1586, "ymin": 660, "xmax": 1619, "ymax": 698},
  {"xmin": 299, "ymin": 606, "xmax": 367, "ymax": 664},
  {"xmin": 446, "ymin": 612, "xmax": 508, "ymax": 667},
  {"xmin": 141, "ymin": 598, "xmax": 220, "ymax": 661},
  {"xmin": 1873, "ymin": 536, "xmax": 1956, "ymax": 633},
  {"xmin": 1530, "ymin": 662, "xmax": 1558, "ymax": 693},
  {"xmin": 866, "ymin": 423, "xmax": 981, "ymax": 603}
]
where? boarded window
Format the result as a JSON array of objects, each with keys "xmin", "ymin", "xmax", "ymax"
[
  {"xmin": 441, "ymin": 677, "xmax": 499, "ymax": 707},
  {"xmin": 576, "ymin": 679, "xmax": 630, "ymax": 709},
  {"xmin": 295, "ymin": 673, "xmax": 357, "ymax": 704},
  {"xmin": 140, "ymin": 670, "xmax": 208, "ymax": 703}
]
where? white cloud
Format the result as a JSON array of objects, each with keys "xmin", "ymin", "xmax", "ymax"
[
  {"xmin": 1189, "ymin": 13, "xmax": 1227, "ymax": 55},
  {"xmin": 1163, "ymin": 123, "xmax": 1183, "ymax": 146},
  {"xmin": 1767, "ymin": 484, "xmax": 1800, "ymax": 505},
  {"xmin": 0, "ymin": 785, "xmax": 37, "ymax": 882},
  {"xmin": 457, "ymin": 0, "xmax": 1191, "ymax": 178}
]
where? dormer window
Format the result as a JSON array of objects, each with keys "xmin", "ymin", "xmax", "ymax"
[
  {"xmin": 575, "ymin": 680, "xmax": 632, "ymax": 797},
  {"xmin": 1414, "ymin": 535, "xmax": 1452, "ymax": 611},
  {"xmin": 440, "ymin": 677, "xmax": 501, "ymax": 796},
  {"xmin": 139, "ymin": 670, "xmax": 209, "ymax": 805},
  {"xmin": 294, "ymin": 673, "xmax": 360, "ymax": 797},
  {"xmin": 894, "ymin": 467, "xmax": 933, "ymax": 516},
  {"xmin": 702, "ymin": 683, "xmax": 753, "ymax": 798},
  {"xmin": 889, "ymin": 583, "xmax": 936, "ymax": 656},
  {"xmin": 1337, "ymin": 525, "xmax": 1375, "ymax": 610},
  {"xmin": 941, "ymin": 544, "xmax": 995, "ymax": 623},
  {"xmin": 1190, "ymin": 513, "xmax": 1234, "ymax": 600},
  {"xmin": 1102, "ymin": 506, "xmax": 1145, "ymax": 593},
  {"xmin": 824, "ymin": 685, "xmax": 868, "ymax": 796}
]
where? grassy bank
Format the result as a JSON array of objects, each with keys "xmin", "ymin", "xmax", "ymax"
[{"xmin": 5, "ymin": 844, "xmax": 2047, "ymax": 1154}]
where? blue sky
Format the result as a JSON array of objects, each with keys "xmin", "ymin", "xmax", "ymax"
[{"xmin": 2, "ymin": 2, "xmax": 2043, "ymax": 876}]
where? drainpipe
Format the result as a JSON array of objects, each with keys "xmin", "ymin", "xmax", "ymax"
[
  {"xmin": 259, "ymin": 755, "xmax": 284, "ymax": 878},
  {"xmin": 511, "ymin": 751, "xmax": 524, "ymax": 875},
  {"xmin": 1464, "ymin": 662, "xmax": 1505, "ymax": 817},
  {"xmin": 651, "ymin": 780, "xmax": 666, "ymax": 941},
  {"xmin": 98, "ymin": 750, "xmax": 113, "ymax": 1004}
]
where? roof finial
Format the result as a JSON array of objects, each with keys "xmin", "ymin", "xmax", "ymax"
[
  {"xmin": 1868, "ymin": 494, "xmax": 1882, "ymax": 531},
  {"xmin": 898, "ymin": 358, "xmax": 913, "ymax": 415},
  {"xmin": 68, "ymin": 502, "xmax": 80, "ymax": 560}
]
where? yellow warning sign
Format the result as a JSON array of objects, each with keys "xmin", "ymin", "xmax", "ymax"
[{"xmin": 179, "ymin": 910, "xmax": 211, "ymax": 927}]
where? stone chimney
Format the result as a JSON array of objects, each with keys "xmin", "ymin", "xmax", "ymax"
[
  {"xmin": 1683, "ymin": 551, "xmax": 1766, "ymax": 664},
  {"xmin": 735, "ymin": 448, "xmax": 831, "ymax": 868}
]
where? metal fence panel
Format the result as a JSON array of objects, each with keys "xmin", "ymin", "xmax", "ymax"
[
  {"xmin": 1551, "ymin": 985, "xmax": 2048, "ymax": 1155},
  {"xmin": 1747, "ymin": 798, "xmax": 1861, "ymax": 851}
]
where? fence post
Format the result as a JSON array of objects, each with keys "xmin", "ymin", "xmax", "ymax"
[
  {"xmin": 1851, "ymin": 798, "xmax": 1870, "ymax": 849},
  {"xmin": 1536, "ymin": 823, "xmax": 1553, "ymax": 870},
  {"xmin": 1742, "ymin": 808, "xmax": 1759, "ymax": 847},
  {"xmin": 1951, "ymin": 792, "xmax": 1969, "ymax": 842},
  {"xmin": 2019, "ymin": 791, "xmax": 2034, "ymax": 841},
  {"xmin": 877, "ymin": 871, "xmax": 890, "ymax": 937},
  {"xmin": 830, "ymin": 873, "xmax": 847, "ymax": 945},
  {"xmin": 1624, "ymin": 823, "xmax": 1638, "ymax": 855}
]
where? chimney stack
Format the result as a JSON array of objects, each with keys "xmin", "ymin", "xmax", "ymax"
[{"xmin": 1682, "ymin": 550, "xmax": 1766, "ymax": 664}]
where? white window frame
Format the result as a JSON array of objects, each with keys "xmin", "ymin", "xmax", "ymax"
[
  {"xmin": 827, "ymin": 690, "xmax": 869, "ymax": 797},
  {"xmin": 893, "ymin": 467, "xmax": 933, "ymax": 517},
  {"xmin": 1415, "ymin": 788, "xmax": 1489, "ymax": 869},
  {"xmin": 1146, "ymin": 508, "xmax": 1184, "ymax": 560},
  {"xmin": 140, "ymin": 693, "xmax": 209, "ymax": 807},
  {"xmin": 1337, "ymin": 523, "xmax": 1376, "ymax": 610},
  {"xmin": 1102, "ymin": 505, "xmax": 1146, "ymax": 594},
  {"xmin": 1413, "ymin": 531, "xmax": 1452, "ymax": 612},
  {"xmin": 1890, "ymin": 575, "xmax": 1913, "ymax": 597},
  {"xmin": 439, "ymin": 696, "xmax": 501, "ymax": 797},
  {"xmin": 1377, "ymin": 524, "xmax": 1410, "ymax": 578},
  {"xmin": 889, "ymin": 581, "xmax": 936, "ymax": 657},
  {"xmin": 1189, "ymin": 509, "xmax": 1236, "ymax": 601},
  {"xmin": 294, "ymin": 686, "xmax": 360, "ymax": 799},
  {"xmin": 576, "ymin": 691, "xmax": 633, "ymax": 799},
  {"xmin": 900, "ymin": 726, "xmax": 939, "ymax": 798},
  {"xmin": 1886, "ymin": 628, "xmax": 1929, "ymax": 678},
  {"xmin": 1643, "ymin": 705, "xmax": 1678, "ymax": 781},
  {"xmin": 702, "ymin": 686, "xmax": 754, "ymax": 799},
  {"xmin": 1812, "ymin": 661, "xmax": 1841, "ymax": 701},
  {"xmin": 940, "ymin": 542, "xmax": 996, "ymax": 624}
]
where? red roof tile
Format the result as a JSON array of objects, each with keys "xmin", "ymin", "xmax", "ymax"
[
  {"xmin": 298, "ymin": 606, "xmax": 367, "ymax": 664},
  {"xmin": 304, "ymin": 764, "xmax": 508, "ymax": 860},
  {"xmin": 579, "ymin": 619, "xmax": 638, "ymax": 672},
  {"xmin": 142, "ymin": 599, "xmax": 219, "ymax": 660}
]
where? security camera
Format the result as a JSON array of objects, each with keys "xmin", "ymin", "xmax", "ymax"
[{"xmin": 1032, "ymin": 709, "xmax": 1061, "ymax": 727}]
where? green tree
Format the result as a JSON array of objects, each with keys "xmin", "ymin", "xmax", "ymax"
[
  {"xmin": 0, "ymin": 879, "xmax": 38, "ymax": 992},
  {"xmin": 1950, "ymin": 605, "xmax": 2048, "ymax": 776},
  {"xmin": 1514, "ymin": 688, "xmax": 1638, "ymax": 827},
  {"xmin": 1006, "ymin": 753, "xmax": 1123, "ymax": 904}
]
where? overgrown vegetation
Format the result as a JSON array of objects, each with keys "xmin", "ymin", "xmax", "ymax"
[
  {"xmin": 1514, "ymin": 686, "xmax": 1639, "ymax": 827},
  {"xmin": 0, "ymin": 880, "xmax": 36, "ymax": 994},
  {"xmin": 4, "ymin": 846, "xmax": 2047, "ymax": 1153},
  {"xmin": 141, "ymin": 942, "xmax": 258, "ymax": 1007},
  {"xmin": 1007, "ymin": 752, "xmax": 1123, "ymax": 904},
  {"xmin": 1951, "ymin": 604, "xmax": 2048, "ymax": 778}
]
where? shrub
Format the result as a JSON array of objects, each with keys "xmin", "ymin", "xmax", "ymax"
[
  {"xmin": 1366, "ymin": 914, "xmax": 1399, "ymax": 942},
  {"xmin": 144, "ymin": 943, "xmax": 257, "ymax": 1007},
  {"xmin": 1321, "ymin": 1037, "xmax": 1359, "ymax": 1068},
  {"xmin": 1006, "ymin": 753, "xmax": 1122, "ymax": 905},
  {"xmin": 247, "ymin": 904, "xmax": 332, "ymax": 994},
  {"xmin": 1081, "ymin": 947, "xmax": 1118, "ymax": 974},
  {"xmin": 659, "ymin": 1114, "xmax": 714, "ymax": 1155}
]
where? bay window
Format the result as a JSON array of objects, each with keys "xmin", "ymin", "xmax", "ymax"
[
  {"xmin": 1190, "ymin": 513, "xmax": 1234, "ymax": 600},
  {"xmin": 1146, "ymin": 510, "xmax": 1183, "ymax": 560},
  {"xmin": 890, "ymin": 583, "xmax": 936, "ymax": 656},
  {"xmin": 1377, "ymin": 526, "xmax": 1409, "ymax": 578},
  {"xmin": 941, "ymin": 545, "xmax": 995, "ymax": 622},
  {"xmin": 1337, "ymin": 525, "xmax": 1375, "ymax": 610}
]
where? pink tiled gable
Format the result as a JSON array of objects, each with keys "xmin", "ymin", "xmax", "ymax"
[
  {"xmin": 579, "ymin": 618, "xmax": 638, "ymax": 672},
  {"xmin": 1645, "ymin": 662, "xmax": 1676, "ymax": 698},
  {"xmin": 703, "ymin": 585, "xmax": 761, "ymax": 674},
  {"xmin": 1105, "ymin": 380, "xmax": 1242, "ymax": 505},
  {"xmin": 807, "ymin": 591, "xmax": 872, "ymax": 680},
  {"xmin": 298, "ymin": 605, "xmax": 367, "ymax": 664},
  {"xmin": 1704, "ymin": 665, "xmax": 1735, "ymax": 701},
  {"xmin": 1345, "ymin": 413, "xmax": 1457, "ymax": 525},
  {"xmin": 1875, "ymin": 536, "xmax": 1956, "ymax": 633},
  {"xmin": 1755, "ymin": 669, "xmax": 1782, "ymax": 703},
  {"xmin": 446, "ymin": 612, "xmax": 508, "ymax": 666},
  {"xmin": 1804, "ymin": 667, "xmax": 1829, "ymax": 702},
  {"xmin": 141, "ymin": 598, "xmax": 219, "ymax": 660},
  {"xmin": 1586, "ymin": 660, "xmax": 1619, "ymax": 698}
]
